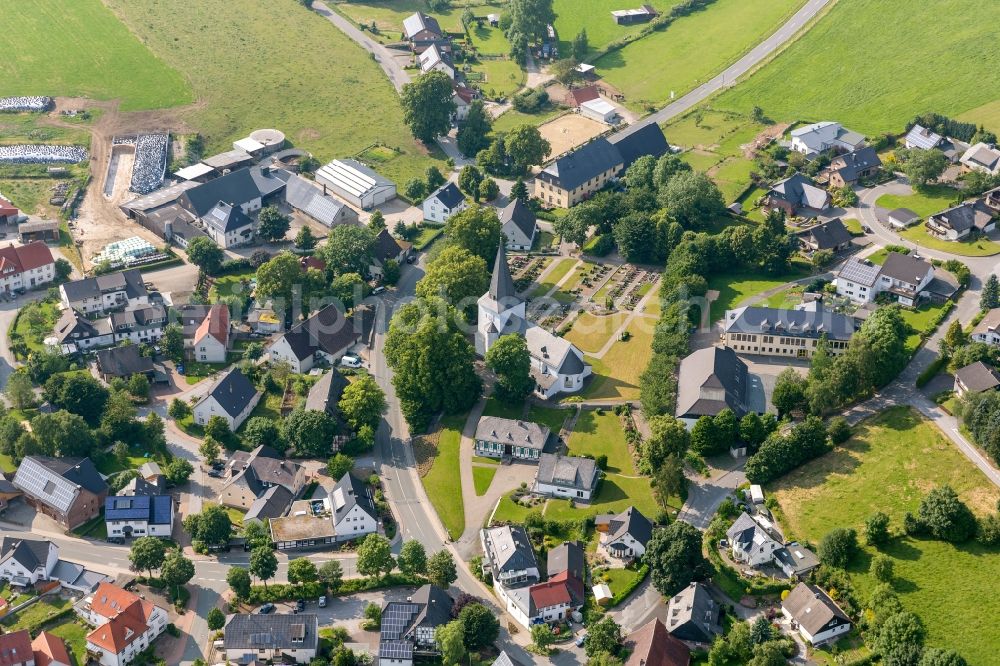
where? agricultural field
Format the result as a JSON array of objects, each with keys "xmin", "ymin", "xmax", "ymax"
[
  {"xmin": 770, "ymin": 407, "xmax": 1000, "ymax": 664},
  {"xmin": 2, "ymin": 0, "xmax": 192, "ymax": 110},
  {"xmin": 492, "ymin": 105, "xmax": 565, "ymax": 133},
  {"xmin": 596, "ymin": 0, "xmax": 806, "ymax": 110},
  {"xmin": 103, "ymin": 0, "xmax": 446, "ymax": 185},
  {"xmin": 333, "ymin": 0, "xmax": 470, "ymax": 34},
  {"xmin": 715, "ymin": 0, "xmax": 1000, "ymax": 135}
]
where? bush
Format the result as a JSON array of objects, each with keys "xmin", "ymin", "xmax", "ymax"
[
  {"xmin": 819, "ymin": 527, "xmax": 859, "ymax": 568},
  {"xmin": 827, "ymin": 416, "xmax": 852, "ymax": 444},
  {"xmin": 917, "ymin": 485, "xmax": 977, "ymax": 542},
  {"xmin": 916, "ymin": 355, "xmax": 948, "ymax": 388}
]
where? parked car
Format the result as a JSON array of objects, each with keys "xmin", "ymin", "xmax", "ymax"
[
  {"xmin": 296, "ymin": 599, "xmax": 305, "ymax": 612},
  {"xmin": 208, "ymin": 469, "xmax": 222, "ymax": 478},
  {"xmin": 575, "ymin": 632, "xmax": 587, "ymax": 648},
  {"xmin": 106, "ymin": 536, "xmax": 125, "ymax": 545},
  {"xmin": 406, "ymin": 255, "xmax": 416, "ymax": 264},
  {"xmin": 371, "ymin": 286, "xmax": 386, "ymax": 295},
  {"xmin": 318, "ymin": 596, "xmax": 327, "ymax": 608},
  {"xmin": 211, "ymin": 461, "xmax": 225, "ymax": 471},
  {"xmin": 340, "ymin": 355, "xmax": 362, "ymax": 368},
  {"xmin": 258, "ymin": 603, "xmax": 275, "ymax": 614}
]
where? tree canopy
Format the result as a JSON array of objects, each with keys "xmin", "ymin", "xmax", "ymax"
[{"xmin": 401, "ymin": 71, "xmax": 456, "ymax": 142}]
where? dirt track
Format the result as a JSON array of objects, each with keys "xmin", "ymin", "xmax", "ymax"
[{"xmin": 40, "ymin": 97, "xmax": 203, "ymax": 266}]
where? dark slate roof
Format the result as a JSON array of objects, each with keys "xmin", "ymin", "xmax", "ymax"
[
  {"xmin": 604, "ymin": 506, "xmax": 653, "ymax": 548},
  {"xmin": 181, "ymin": 167, "xmax": 262, "ymax": 217},
  {"xmin": 119, "ymin": 475, "xmax": 164, "ymax": 497},
  {"xmin": 38, "ymin": 457, "xmax": 107, "ymax": 495},
  {"xmin": 61, "ymin": 269, "xmax": 147, "ymax": 303},
  {"xmin": 96, "ymin": 345, "xmax": 155, "ymax": 378},
  {"xmin": 499, "ymin": 198, "xmax": 537, "ymax": 241},
  {"xmin": 665, "ymin": 583, "xmax": 721, "ymax": 644},
  {"xmin": 536, "ymin": 453, "xmax": 599, "ymax": 491},
  {"xmin": 0, "ymin": 537, "xmax": 51, "ymax": 571},
  {"xmin": 609, "ymin": 123, "xmax": 669, "ymax": 169},
  {"xmin": 373, "ymin": 228, "xmax": 406, "ymax": 263},
  {"xmin": 332, "ymin": 472, "xmax": 377, "ymax": 521},
  {"xmin": 483, "ymin": 525, "xmax": 538, "ymax": 575},
  {"xmin": 304, "ymin": 370, "xmax": 349, "ymax": 415},
  {"xmin": 244, "ymin": 485, "xmax": 294, "ymax": 522},
  {"xmin": 800, "ymin": 218, "xmax": 852, "ymax": 250},
  {"xmin": 278, "ymin": 304, "xmax": 360, "ymax": 361},
  {"xmin": 475, "ymin": 416, "xmax": 550, "ymax": 450},
  {"xmin": 830, "ymin": 146, "xmax": 881, "ymax": 181},
  {"xmin": 409, "ymin": 584, "xmax": 453, "ymax": 629},
  {"xmin": 557, "ymin": 349, "xmax": 585, "ymax": 375},
  {"xmin": 929, "ymin": 200, "xmax": 995, "ymax": 233},
  {"xmin": 541, "ymin": 138, "xmax": 623, "ymax": 192},
  {"xmin": 224, "ymin": 613, "xmax": 318, "ymax": 651},
  {"xmin": 880, "ymin": 252, "xmax": 933, "ymax": 285},
  {"xmin": 546, "ymin": 540, "xmax": 585, "ymax": 580},
  {"xmin": 402, "ymin": 11, "xmax": 442, "ymax": 39},
  {"xmin": 955, "ymin": 361, "xmax": 1000, "ymax": 393},
  {"xmin": 489, "ymin": 244, "xmax": 517, "ymax": 303},
  {"xmin": 429, "ymin": 182, "xmax": 464, "ymax": 209},
  {"xmin": 675, "ymin": 346, "xmax": 748, "ymax": 419},
  {"xmin": 724, "ymin": 306, "xmax": 856, "ymax": 341},
  {"xmin": 773, "ymin": 543, "xmax": 820, "ymax": 575},
  {"xmin": 769, "ymin": 172, "xmax": 829, "ymax": 209},
  {"xmin": 205, "ymin": 369, "xmax": 259, "ymax": 418},
  {"xmin": 203, "ymin": 201, "xmax": 253, "ymax": 232}
]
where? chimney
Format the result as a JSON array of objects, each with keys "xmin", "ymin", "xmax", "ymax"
[{"xmin": 322, "ymin": 183, "xmax": 327, "ymax": 195}]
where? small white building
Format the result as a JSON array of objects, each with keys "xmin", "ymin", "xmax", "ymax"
[
  {"xmin": 193, "ymin": 368, "xmax": 262, "ymax": 431},
  {"xmin": 533, "ymin": 453, "xmax": 600, "ymax": 502},
  {"xmin": 418, "ymin": 44, "xmax": 455, "ymax": 79},
  {"xmin": 579, "ymin": 98, "xmax": 618, "ymax": 124},
  {"xmin": 422, "ymin": 182, "xmax": 466, "ymax": 224},
  {"xmin": 202, "ymin": 201, "xmax": 255, "ymax": 248},
  {"xmin": 0, "ymin": 537, "xmax": 58, "ymax": 585},
  {"xmin": 789, "ymin": 121, "xmax": 865, "ymax": 156},
  {"xmin": 836, "ymin": 252, "xmax": 935, "ymax": 307},
  {"xmin": 595, "ymin": 506, "xmax": 652, "ymax": 561},
  {"xmin": 972, "ymin": 308, "xmax": 1000, "ymax": 345},
  {"xmin": 782, "ymin": 583, "xmax": 852, "ymax": 646},
  {"xmin": 499, "ymin": 198, "xmax": 538, "ymax": 251},
  {"xmin": 191, "ymin": 302, "xmax": 229, "ymax": 363}
]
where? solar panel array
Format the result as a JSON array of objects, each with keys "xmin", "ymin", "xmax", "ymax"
[
  {"xmin": 249, "ymin": 632, "xmax": 274, "ymax": 647},
  {"xmin": 905, "ymin": 125, "xmax": 942, "ymax": 150},
  {"xmin": 15, "ymin": 459, "xmax": 77, "ymax": 513},
  {"xmin": 838, "ymin": 257, "xmax": 881, "ymax": 286},
  {"xmin": 380, "ymin": 603, "xmax": 421, "ymax": 641},
  {"xmin": 379, "ymin": 640, "xmax": 414, "ymax": 660}
]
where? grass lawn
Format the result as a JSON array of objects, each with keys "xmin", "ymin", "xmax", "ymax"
[
  {"xmin": 527, "ymin": 406, "xmax": 571, "ymax": 434},
  {"xmin": 769, "ymin": 407, "xmax": 1000, "ymax": 663},
  {"xmin": 714, "ymin": 0, "xmax": 1000, "ymax": 135},
  {"xmin": 471, "ymin": 58, "xmax": 525, "ymax": 98},
  {"xmin": 334, "ymin": 0, "xmax": 469, "ymax": 34},
  {"xmin": 12, "ymin": 299, "xmax": 62, "ymax": 355},
  {"xmin": 2, "ymin": 0, "xmax": 192, "ymax": 110},
  {"xmin": 899, "ymin": 302, "xmax": 950, "ymax": 354},
  {"xmin": 762, "ymin": 285, "xmax": 804, "ymax": 309},
  {"xmin": 481, "ymin": 397, "xmax": 525, "ymax": 421},
  {"xmin": 842, "ymin": 217, "xmax": 864, "ymax": 235},
  {"xmin": 593, "ymin": 565, "xmax": 646, "ymax": 599},
  {"xmin": 0, "ymin": 455, "xmax": 17, "ymax": 474},
  {"xmin": 566, "ymin": 409, "xmax": 631, "ymax": 472},
  {"xmin": 582, "ymin": 317, "xmax": 655, "ymax": 401},
  {"xmin": 181, "ymin": 361, "xmax": 229, "ymax": 385},
  {"xmin": 809, "ymin": 632, "xmax": 871, "ymax": 666},
  {"xmin": 237, "ymin": 389, "xmax": 284, "ymax": 432},
  {"xmin": 104, "ymin": 0, "xmax": 447, "ymax": 185},
  {"xmin": 473, "ymin": 456, "xmax": 500, "ymax": 466},
  {"xmin": 897, "ymin": 224, "xmax": 1000, "ymax": 257},
  {"xmin": 596, "ymin": 0, "xmax": 806, "ymax": 109},
  {"xmin": 2, "ymin": 597, "xmax": 72, "ymax": 631},
  {"xmin": 553, "ymin": 0, "xmax": 676, "ymax": 54},
  {"xmin": 412, "ymin": 225, "xmax": 445, "ymax": 250},
  {"xmin": 565, "ymin": 311, "xmax": 628, "ymax": 354},
  {"xmin": 47, "ymin": 619, "xmax": 89, "ymax": 666},
  {"xmin": 710, "ymin": 157, "xmax": 757, "ymax": 204},
  {"xmin": 210, "ymin": 271, "xmax": 255, "ymax": 299},
  {"xmin": 492, "ymin": 106, "xmax": 564, "ymax": 133},
  {"xmin": 416, "ymin": 414, "xmax": 467, "ymax": 540},
  {"xmin": 706, "ymin": 268, "xmax": 809, "ymax": 322},
  {"xmin": 469, "ymin": 23, "xmax": 509, "ymax": 56},
  {"xmin": 473, "ymin": 466, "xmax": 498, "ymax": 496},
  {"xmin": 875, "ymin": 185, "xmax": 960, "ymax": 218},
  {"xmin": 72, "ymin": 514, "xmax": 108, "ymax": 540},
  {"xmin": 226, "ymin": 506, "xmax": 247, "ymax": 529},
  {"xmin": 492, "ymin": 494, "xmax": 535, "ymax": 524},
  {"xmin": 528, "ymin": 258, "xmax": 577, "ymax": 298}
]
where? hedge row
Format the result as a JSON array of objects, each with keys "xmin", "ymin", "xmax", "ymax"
[
  {"xmin": 916, "ymin": 354, "xmax": 948, "ymax": 388},
  {"xmin": 610, "ymin": 565, "xmax": 649, "ymax": 606},
  {"xmin": 246, "ymin": 574, "xmax": 430, "ymax": 604}
]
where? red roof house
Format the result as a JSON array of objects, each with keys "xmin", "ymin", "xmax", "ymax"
[
  {"xmin": 31, "ymin": 631, "xmax": 71, "ymax": 666},
  {"xmin": 0, "ymin": 630, "xmax": 33, "ymax": 666}
]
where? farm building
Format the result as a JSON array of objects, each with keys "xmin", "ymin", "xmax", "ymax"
[
  {"xmin": 201, "ymin": 149, "xmax": 255, "ymax": 174},
  {"xmin": 419, "ymin": 44, "xmax": 455, "ymax": 79},
  {"xmin": 173, "ymin": 162, "xmax": 215, "ymax": 183},
  {"xmin": 315, "ymin": 159, "xmax": 396, "ymax": 210},
  {"xmin": 234, "ymin": 129, "xmax": 285, "ymax": 158},
  {"xmin": 579, "ymin": 99, "xmax": 618, "ymax": 124},
  {"xmin": 283, "ymin": 173, "xmax": 359, "ymax": 227},
  {"xmin": 17, "ymin": 219, "xmax": 59, "ymax": 243},
  {"xmin": 611, "ymin": 5, "xmax": 658, "ymax": 24},
  {"xmin": 0, "ymin": 197, "xmax": 20, "ymax": 224}
]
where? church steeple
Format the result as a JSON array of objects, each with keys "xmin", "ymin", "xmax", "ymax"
[{"xmin": 489, "ymin": 243, "xmax": 517, "ymax": 304}]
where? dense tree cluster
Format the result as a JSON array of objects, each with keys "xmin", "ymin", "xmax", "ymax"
[
  {"xmin": 744, "ymin": 416, "xmax": 830, "ymax": 484},
  {"xmin": 646, "ymin": 521, "xmax": 711, "ymax": 597}
]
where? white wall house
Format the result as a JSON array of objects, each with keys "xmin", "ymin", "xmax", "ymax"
[
  {"xmin": 972, "ymin": 308, "xmax": 1000, "ymax": 345},
  {"xmin": 422, "ymin": 182, "xmax": 466, "ymax": 224},
  {"xmin": 782, "ymin": 583, "xmax": 852, "ymax": 647},
  {"xmin": 191, "ymin": 303, "xmax": 229, "ymax": 363},
  {"xmin": 104, "ymin": 495, "xmax": 174, "ymax": 539},
  {"xmin": 836, "ymin": 253, "xmax": 935, "ymax": 307},
  {"xmin": 59, "ymin": 269, "xmax": 148, "ymax": 315},
  {"xmin": 0, "ymin": 538, "xmax": 59, "ymax": 585},
  {"xmin": 193, "ymin": 369, "xmax": 262, "ymax": 431},
  {"xmin": 789, "ymin": 121, "xmax": 865, "ymax": 156},
  {"xmin": 224, "ymin": 614, "xmax": 318, "ymax": 664},
  {"xmin": 79, "ymin": 583, "xmax": 168, "ymax": 666},
  {"xmin": 726, "ymin": 513, "xmax": 782, "ymax": 567},
  {"xmin": 0, "ymin": 242, "xmax": 56, "ymax": 294}
]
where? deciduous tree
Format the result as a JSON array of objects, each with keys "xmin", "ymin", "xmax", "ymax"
[
  {"xmin": 647, "ymin": 522, "xmax": 710, "ymax": 596},
  {"xmin": 257, "ymin": 206, "xmax": 291, "ymax": 242},
  {"xmin": 249, "ymin": 546, "xmax": 278, "ymax": 588},
  {"xmin": 288, "ymin": 557, "xmax": 319, "ymax": 584},
  {"xmin": 444, "ymin": 205, "xmax": 502, "ymax": 263},
  {"xmin": 459, "ymin": 603, "xmax": 499, "ymax": 650},
  {"xmin": 187, "ymin": 236, "xmax": 224, "ymax": 274},
  {"xmin": 338, "ymin": 374, "xmax": 387, "ymax": 432},
  {"xmin": 227, "ymin": 566, "xmax": 252, "ymax": 600},
  {"xmin": 401, "ymin": 71, "xmax": 456, "ymax": 142},
  {"xmin": 356, "ymin": 533, "xmax": 395, "ymax": 579},
  {"xmin": 819, "ymin": 527, "xmax": 858, "ymax": 568},
  {"xmin": 319, "ymin": 225, "xmax": 377, "ymax": 277},
  {"xmin": 485, "ymin": 334, "xmax": 534, "ymax": 404},
  {"xmin": 282, "ymin": 408, "xmax": 337, "ymax": 457},
  {"xmin": 326, "ymin": 453, "xmax": 355, "ymax": 481},
  {"xmin": 457, "ymin": 101, "xmax": 492, "ymax": 157},
  {"xmin": 427, "ymin": 550, "xmax": 458, "ymax": 588},
  {"xmin": 416, "ymin": 246, "xmax": 489, "ymax": 321},
  {"xmin": 161, "ymin": 550, "xmax": 195, "ymax": 599},
  {"xmin": 397, "ymin": 540, "xmax": 428, "ymax": 577},
  {"xmin": 129, "ymin": 536, "xmax": 166, "ymax": 578}
]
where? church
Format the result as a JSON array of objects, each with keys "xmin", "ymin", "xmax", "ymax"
[{"xmin": 476, "ymin": 246, "xmax": 592, "ymax": 399}]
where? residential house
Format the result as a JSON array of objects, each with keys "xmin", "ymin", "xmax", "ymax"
[
  {"xmin": 248, "ymin": 299, "xmax": 282, "ymax": 335},
  {"xmin": 595, "ymin": 506, "xmax": 653, "ymax": 561},
  {"xmin": 402, "ymin": 12, "xmax": 445, "ymax": 49},
  {"xmin": 178, "ymin": 166, "xmax": 265, "ymax": 220},
  {"xmin": 0, "ymin": 631, "xmax": 34, "ymax": 666},
  {"xmin": 0, "ymin": 537, "xmax": 59, "ymax": 586},
  {"xmin": 315, "ymin": 159, "xmax": 396, "ymax": 210},
  {"xmin": 960, "ymin": 142, "xmax": 1000, "ymax": 175},
  {"xmin": 477, "ymin": 246, "xmax": 592, "ymax": 397},
  {"xmin": 904, "ymin": 124, "xmax": 944, "ymax": 150},
  {"xmin": 971, "ymin": 307, "xmax": 1000, "ymax": 345},
  {"xmin": 954, "ymin": 361, "xmax": 1000, "ymax": 397},
  {"xmin": 328, "ymin": 472, "xmax": 378, "ymax": 543},
  {"xmin": 369, "ymin": 228, "xmax": 411, "ymax": 280},
  {"xmin": 13, "ymin": 457, "xmax": 108, "ymax": 529},
  {"xmin": 725, "ymin": 512, "xmax": 782, "ymax": 567},
  {"xmin": 224, "ymin": 614, "xmax": 318, "ymax": 664},
  {"xmin": 533, "ymin": 453, "xmax": 600, "ymax": 502},
  {"xmin": 546, "ymin": 541, "xmax": 585, "ymax": 582},
  {"xmin": 96, "ymin": 346, "xmax": 154, "ymax": 383},
  {"xmin": 773, "ymin": 543, "xmax": 820, "ymax": 579},
  {"xmin": 191, "ymin": 302, "xmax": 229, "ymax": 363},
  {"xmin": 0, "ymin": 242, "xmax": 56, "ymax": 294},
  {"xmin": 422, "ymin": 182, "xmax": 466, "ymax": 223},
  {"xmin": 534, "ymin": 124, "xmax": 668, "ymax": 208},
  {"xmin": 266, "ymin": 304, "xmax": 364, "ymax": 374},
  {"xmin": 418, "ymin": 44, "xmax": 454, "ymax": 79},
  {"xmin": 824, "ymin": 146, "xmax": 881, "ymax": 187},
  {"xmin": 506, "ymin": 575, "xmax": 577, "ymax": 629},
  {"xmin": 836, "ymin": 252, "xmax": 935, "ymax": 307},
  {"xmin": 109, "ymin": 305, "xmax": 166, "ymax": 345},
  {"xmin": 268, "ymin": 473, "xmax": 377, "ymax": 551},
  {"xmin": 202, "ymin": 202, "xmax": 254, "ymax": 248},
  {"xmin": 78, "ymin": 582, "xmax": 168, "ymax": 666},
  {"xmin": 244, "ymin": 485, "xmax": 294, "ymax": 524},
  {"xmin": 192, "ymin": 368, "xmax": 262, "ymax": 431},
  {"xmin": 59, "ymin": 269, "xmax": 147, "ymax": 315},
  {"xmin": 888, "ymin": 208, "xmax": 920, "ymax": 229},
  {"xmin": 118, "ymin": 476, "xmax": 164, "ymax": 499},
  {"xmin": 53, "ymin": 309, "xmax": 114, "ymax": 355},
  {"xmin": 625, "ymin": 618, "xmax": 691, "ymax": 666},
  {"xmin": 926, "ymin": 200, "xmax": 996, "ymax": 240},
  {"xmin": 723, "ymin": 305, "xmax": 857, "ymax": 358},
  {"xmin": 474, "ymin": 416, "xmax": 550, "ymax": 462},
  {"xmin": 781, "ymin": 583, "xmax": 852, "ymax": 646},
  {"xmin": 31, "ymin": 631, "xmax": 72, "ymax": 666},
  {"xmin": 304, "ymin": 369, "xmax": 349, "ymax": 417},
  {"xmin": 499, "ymin": 197, "xmax": 538, "ymax": 251},
  {"xmin": 453, "ymin": 84, "xmax": 477, "ymax": 121},
  {"xmin": 480, "ymin": 525, "xmax": 540, "ymax": 593},
  {"xmin": 764, "ymin": 173, "xmax": 831, "ymax": 216},
  {"xmin": 789, "ymin": 122, "xmax": 865, "ymax": 156},
  {"xmin": 675, "ymin": 346, "xmax": 750, "ymax": 424},
  {"xmin": 220, "ymin": 445, "xmax": 305, "ymax": 511},
  {"xmin": 283, "ymin": 173, "xmax": 359, "ymax": 228},
  {"xmin": 378, "ymin": 585, "xmax": 453, "ymax": 666},
  {"xmin": 797, "ymin": 218, "xmax": 853, "ymax": 252},
  {"xmin": 983, "ymin": 185, "xmax": 1000, "ymax": 213},
  {"xmin": 104, "ymin": 495, "xmax": 174, "ymax": 539},
  {"xmin": 665, "ymin": 582, "xmax": 722, "ymax": 644}
]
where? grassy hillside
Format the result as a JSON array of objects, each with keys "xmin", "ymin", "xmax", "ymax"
[
  {"xmin": 1, "ymin": 0, "xmax": 192, "ymax": 110},
  {"xmin": 104, "ymin": 0, "xmax": 445, "ymax": 183},
  {"xmin": 715, "ymin": 0, "xmax": 1000, "ymax": 134},
  {"xmin": 595, "ymin": 0, "xmax": 804, "ymax": 110}
]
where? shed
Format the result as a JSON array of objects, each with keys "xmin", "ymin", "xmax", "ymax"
[
  {"xmin": 174, "ymin": 162, "xmax": 216, "ymax": 183},
  {"xmin": 888, "ymin": 208, "xmax": 920, "ymax": 229},
  {"xmin": 593, "ymin": 583, "xmax": 613, "ymax": 605},
  {"xmin": 579, "ymin": 98, "xmax": 617, "ymax": 124},
  {"xmin": 749, "ymin": 485, "xmax": 764, "ymax": 504}
]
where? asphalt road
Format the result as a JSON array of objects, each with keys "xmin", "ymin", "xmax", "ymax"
[{"xmin": 616, "ymin": 0, "xmax": 834, "ymax": 137}]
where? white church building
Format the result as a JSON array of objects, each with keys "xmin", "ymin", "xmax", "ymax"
[{"xmin": 477, "ymin": 246, "xmax": 591, "ymax": 399}]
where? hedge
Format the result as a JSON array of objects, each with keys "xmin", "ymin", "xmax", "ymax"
[
  {"xmin": 246, "ymin": 574, "xmax": 430, "ymax": 604},
  {"xmin": 610, "ymin": 564, "xmax": 649, "ymax": 606},
  {"xmin": 916, "ymin": 355, "xmax": 948, "ymax": 388}
]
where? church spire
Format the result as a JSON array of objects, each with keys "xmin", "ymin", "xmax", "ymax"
[{"xmin": 489, "ymin": 243, "xmax": 517, "ymax": 303}]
